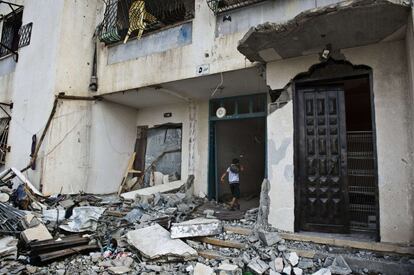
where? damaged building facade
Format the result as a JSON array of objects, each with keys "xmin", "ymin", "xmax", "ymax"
[{"xmin": 0, "ymin": 0, "xmax": 413, "ymax": 246}]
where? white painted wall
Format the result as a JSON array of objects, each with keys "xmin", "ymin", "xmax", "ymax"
[
  {"xmin": 6, "ymin": 0, "xmax": 64, "ymax": 188},
  {"xmin": 267, "ymin": 101, "xmax": 295, "ymax": 232},
  {"xmin": 87, "ymin": 101, "xmax": 138, "ymax": 194},
  {"xmin": 96, "ymin": 0, "xmax": 349, "ymax": 95},
  {"xmin": 266, "ymin": 40, "xmax": 414, "ymax": 243}
]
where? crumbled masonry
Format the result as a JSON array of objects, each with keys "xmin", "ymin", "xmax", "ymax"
[{"xmin": 0, "ymin": 176, "xmax": 413, "ymax": 274}]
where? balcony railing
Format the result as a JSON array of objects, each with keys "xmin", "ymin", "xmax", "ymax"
[
  {"xmin": 98, "ymin": 0, "xmax": 194, "ymax": 45},
  {"xmin": 207, "ymin": 0, "xmax": 267, "ymax": 14}
]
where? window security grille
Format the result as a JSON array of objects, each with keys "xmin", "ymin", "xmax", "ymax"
[
  {"xmin": 99, "ymin": 0, "xmax": 194, "ymax": 44},
  {"xmin": 206, "ymin": 0, "xmax": 267, "ymax": 14},
  {"xmin": 0, "ymin": 117, "xmax": 10, "ymax": 165},
  {"xmin": 0, "ymin": 7, "xmax": 32, "ymax": 60}
]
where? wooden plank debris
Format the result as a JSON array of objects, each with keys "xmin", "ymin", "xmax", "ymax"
[{"xmin": 197, "ymin": 237, "xmax": 247, "ymax": 249}]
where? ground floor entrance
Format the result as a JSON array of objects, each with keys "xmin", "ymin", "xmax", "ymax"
[
  {"xmin": 208, "ymin": 94, "xmax": 267, "ymax": 209},
  {"xmin": 294, "ymin": 61, "xmax": 379, "ymax": 239}
]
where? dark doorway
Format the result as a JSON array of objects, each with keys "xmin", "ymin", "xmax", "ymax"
[
  {"xmin": 208, "ymin": 94, "xmax": 267, "ymax": 208},
  {"xmin": 215, "ymin": 118, "xmax": 266, "ymax": 204},
  {"xmin": 294, "ymin": 61, "xmax": 379, "ymax": 239}
]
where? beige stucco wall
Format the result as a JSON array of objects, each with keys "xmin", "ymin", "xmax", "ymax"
[{"xmin": 266, "ymin": 40, "xmax": 414, "ymax": 243}]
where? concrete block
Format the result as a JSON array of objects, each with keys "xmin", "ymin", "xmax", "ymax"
[
  {"xmin": 126, "ymin": 223, "xmax": 197, "ymax": 260},
  {"xmin": 194, "ymin": 263, "xmax": 215, "ymax": 275},
  {"xmin": 274, "ymin": 257, "xmax": 284, "ymax": 272},
  {"xmin": 170, "ymin": 218, "xmax": 222, "ymax": 239},
  {"xmin": 248, "ymin": 258, "xmax": 269, "ymax": 274},
  {"xmin": 21, "ymin": 224, "xmax": 53, "ymax": 243},
  {"xmin": 293, "ymin": 267, "xmax": 303, "ymax": 275},
  {"xmin": 287, "ymin": 252, "xmax": 299, "ymax": 266},
  {"xmin": 282, "ymin": 265, "xmax": 292, "ymax": 275},
  {"xmin": 329, "ymin": 256, "xmax": 352, "ymax": 275},
  {"xmin": 218, "ymin": 263, "xmax": 242, "ymax": 275},
  {"xmin": 258, "ymin": 230, "xmax": 281, "ymax": 246}
]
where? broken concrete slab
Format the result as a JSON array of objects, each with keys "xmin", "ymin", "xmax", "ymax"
[
  {"xmin": 194, "ymin": 263, "xmax": 215, "ymax": 275},
  {"xmin": 170, "ymin": 218, "xmax": 222, "ymax": 239},
  {"xmin": 248, "ymin": 257, "xmax": 269, "ymax": 274},
  {"xmin": 258, "ymin": 230, "xmax": 281, "ymax": 246},
  {"xmin": 218, "ymin": 263, "xmax": 242, "ymax": 275},
  {"xmin": 329, "ymin": 255, "xmax": 352, "ymax": 275},
  {"xmin": 21, "ymin": 224, "xmax": 53, "ymax": 243},
  {"xmin": 126, "ymin": 223, "xmax": 197, "ymax": 260},
  {"xmin": 121, "ymin": 180, "xmax": 184, "ymax": 200}
]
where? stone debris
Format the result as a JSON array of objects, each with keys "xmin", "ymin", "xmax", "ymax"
[
  {"xmin": 312, "ymin": 268, "xmax": 332, "ymax": 275},
  {"xmin": 328, "ymin": 256, "xmax": 352, "ymax": 275},
  {"xmin": 274, "ymin": 257, "xmax": 284, "ymax": 272},
  {"xmin": 194, "ymin": 262, "xmax": 215, "ymax": 275},
  {"xmin": 258, "ymin": 230, "xmax": 281, "ymax": 246},
  {"xmin": 170, "ymin": 217, "xmax": 222, "ymax": 239},
  {"xmin": 126, "ymin": 223, "xmax": 197, "ymax": 260},
  {"xmin": 288, "ymin": 251, "xmax": 299, "ymax": 266},
  {"xmin": 218, "ymin": 263, "xmax": 242, "ymax": 275},
  {"xmin": 0, "ymin": 176, "xmax": 412, "ymax": 275},
  {"xmin": 248, "ymin": 257, "xmax": 269, "ymax": 274}
]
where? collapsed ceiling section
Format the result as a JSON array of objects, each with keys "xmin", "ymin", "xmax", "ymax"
[{"xmin": 237, "ymin": 0, "xmax": 410, "ymax": 62}]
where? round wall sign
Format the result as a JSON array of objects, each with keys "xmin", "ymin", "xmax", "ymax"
[{"xmin": 216, "ymin": 107, "xmax": 226, "ymax": 118}]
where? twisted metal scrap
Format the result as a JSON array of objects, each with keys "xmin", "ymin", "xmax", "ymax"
[{"xmin": 123, "ymin": 0, "xmax": 157, "ymax": 43}]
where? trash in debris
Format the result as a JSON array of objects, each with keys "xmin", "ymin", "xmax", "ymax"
[
  {"xmin": 59, "ymin": 206, "xmax": 105, "ymax": 232},
  {"xmin": 170, "ymin": 218, "xmax": 223, "ymax": 239},
  {"xmin": 0, "ymin": 236, "xmax": 18, "ymax": 260}
]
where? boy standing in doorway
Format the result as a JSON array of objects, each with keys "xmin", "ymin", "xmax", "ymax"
[{"xmin": 221, "ymin": 158, "xmax": 244, "ymax": 210}]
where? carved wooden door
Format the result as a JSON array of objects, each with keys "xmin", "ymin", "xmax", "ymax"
[{"xmin": 296, "ymin": 86, "xmax": 349, "ymax": 233}]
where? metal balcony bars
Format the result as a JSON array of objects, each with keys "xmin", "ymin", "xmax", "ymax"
[{"xmin": 98, "ymin": 0, "xmax": 194, "ymax": 44}]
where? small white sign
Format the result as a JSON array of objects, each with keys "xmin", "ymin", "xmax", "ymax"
[{"xmin": 196, "ymin": 64, "xmax": 210, "ymax": 76}]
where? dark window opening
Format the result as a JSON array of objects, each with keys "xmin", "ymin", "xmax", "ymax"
[
  {"xmin": 99, "ymin": 0, "xmax": 195, "ymax": 45},
  {"xmin": 0, "ymin": 8, "xmax": 23, "ymax": 57}
]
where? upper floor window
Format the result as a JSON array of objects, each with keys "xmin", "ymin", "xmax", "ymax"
[
  {"xmin": 0, "ymin": 8, "xmax": 22, "ymax": 58},
  {"xmin": 0, "ymin": 3, "xmax": 32, "ymax": 62},
  {"xmin": 207, "ymin": 0, "xmax": 267, "ymax": 14},
  {"xmin": 99, "ymin": 0, "xmax": 195, "ymax": 45}
]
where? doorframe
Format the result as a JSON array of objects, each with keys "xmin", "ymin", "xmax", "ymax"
[
  {"xmin": 207, "ymin": 93, "xmax": 268, "ymax": 201},
  {"xmin": 292, "ymin": 63, "xmax": 380, "ymax": 240}
]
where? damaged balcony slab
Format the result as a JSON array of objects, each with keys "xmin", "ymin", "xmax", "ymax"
[
  {"xmin": 120, "ymin": 180, "xmax": 184, "ymax": 200},
  {"xmin": 126, "ymin": 223, "xmax": 197, "ymax": 261},
  {"xmin": 237, "ymin": 0, "xmax": 410, "ymax": 62},
  {"xmin": 170, "ymin": 218, "xmax": 223, "ymax": 239}
]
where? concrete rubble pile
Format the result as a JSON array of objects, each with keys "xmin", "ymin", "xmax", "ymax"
[{"xmin": 0, "ymin": 175, "xmax": 413, "ymax": 274}]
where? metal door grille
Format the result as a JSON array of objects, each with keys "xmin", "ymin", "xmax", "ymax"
[{"xmin": 347, "ymin": 131, "xmax": 377, "ymax": 233}]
